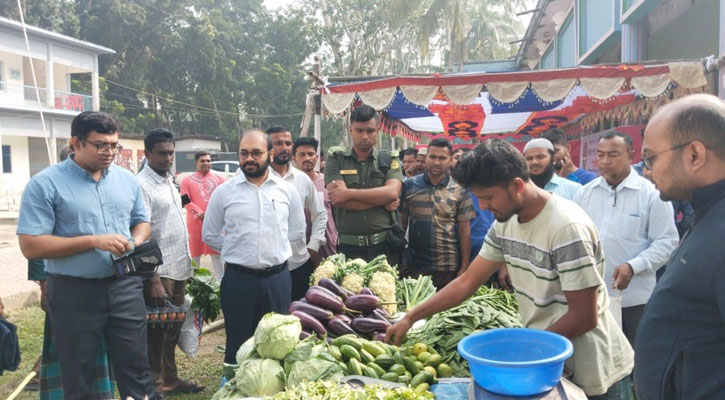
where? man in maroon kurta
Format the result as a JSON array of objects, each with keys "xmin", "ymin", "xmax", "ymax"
[{"xmin": 180, "ymin": 152, "xmax": 226, "ymax": 280}]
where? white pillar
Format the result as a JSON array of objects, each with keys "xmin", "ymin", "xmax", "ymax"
[
  {"xmin": 49, "ymin": 118, "xmax": 57, "ymax": 164},
  {"xmin": 92, "ymin": 56, "xmax": 100, "ymax": 111},
  {"xmin": 46, "ymin": 43, "xmax": 54, "ymax": 109}
]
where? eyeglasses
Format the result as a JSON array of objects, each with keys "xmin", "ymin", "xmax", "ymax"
[
  {"xmin": 239, "ymin": 150, "xmax": 267, "ymax": 160},
  {"xmin": 642, "ymin": 142, "xmax": 690, "ymax": 170},
  {"xmin": 84, "ymin": 141, "xmax": 123, "ymax": 154}
]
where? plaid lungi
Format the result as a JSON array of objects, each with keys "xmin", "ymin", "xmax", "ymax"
[{"xmin": 39, "ymin": 315, "xmax": 116, "ymax": 400}]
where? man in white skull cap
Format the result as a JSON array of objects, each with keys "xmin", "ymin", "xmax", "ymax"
[{"xmin": 523, "ymin": 138, "xmax": 582, "ymax": 200}]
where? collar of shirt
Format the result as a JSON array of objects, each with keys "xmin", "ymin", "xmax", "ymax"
[
  {"xmin": 232, "ymin": 170, "xmax": 281, "ymax": 187},
  {"xmin": 67, "ymin": 155, "xmax": 110, "ymax": 182},
  {"xmin": 139, "ymin": 166, "xmax": 172, "ymax": 184},
  {"xmin": 422, "ymin": 171, "xmax": 450, "ymax": 187},
  {"xmin": 597, "ymin": 168, "xmax": 640, "ymax": 192},
  {"xmin": 547, "ymin": 173, "xmax": 565, "ymax": 188},
  {"xmin": 342, "ymin": 146, "xmax": 378, "ymax": 160},
  {"xmin": 269, "ymin": 165, "xmax": 299, "ymax": 181},
  {"xmin": 692, "ymin": 178, "xmax": 725, "ymax": 224}
]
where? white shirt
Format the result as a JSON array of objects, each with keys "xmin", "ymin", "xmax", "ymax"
[
  {"xmin": 136, "ymin": 167, "xmax": 192, "ymax": 280},
  {"xmin": 573, "ymin": 169, "xmax": 679, "ymax": 307},
  {"xmin": 201, "ymin": 171, "xmax": 306, "ymax": 269},
  {"xmin": 269, "ymin": 165, "xmax": 327, "ymax": 270}
]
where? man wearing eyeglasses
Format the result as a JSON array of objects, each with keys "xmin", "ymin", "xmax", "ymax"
[
  {"xmin": 634, "ymin": 94, "xmax": 725, "ymax": 400},
  {"xmin": 16, "ymin": 111, "xmax": 159, "ymax": 400},
  {"xmin": 202, "ymin": 129, "xmax": 306, "ymax": 366},
  {"xmin": 573, "ymin": 131, "xmax": 678, "ymax": 348}
]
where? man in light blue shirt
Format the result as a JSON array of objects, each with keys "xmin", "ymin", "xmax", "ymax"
[
  {"xmin": 16, "ymin": 112, "xmax": 158, "ymax": 400},
  {"xmin": 523, "ymin": 138, "xmax": 582, "ymax": 200}
]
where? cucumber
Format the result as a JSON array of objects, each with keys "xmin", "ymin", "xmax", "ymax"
[
  {"xmin": 389, "ymin": 364, "xmax": 406, "ymax": 376},
  {"xmin": 374, "ymin": 354, "xmax": 395, "ymax": 369},
  {"xmin": 380, "ymin": 372, "xmax": 399, "ymax": 382},
  {"xmin": 393, "ymin": 351, "xmax": 405, "ymax": 365},
  {"xmin": 367, "ymin": 362, "xmax": 386, "ymax": 377},
  {"xmin": 333, "ymin": 336, "xmax": 362, "ymax": 350},
  {"xmin": 403, "ymin": 357, "xmax": 420, "ymax": 375},
  {"xmin": 362, "ymin": 341, "xmax": 386, "ymax": 357},
  {"xmin": 397, "ymin": 375, "xmax": 411, "ymax": 385},
  {"xmin": 382, "ymin": 343, "xmax": 394, "ymax": 355},
  {"xmin": 340, "ymin": 344, "xmax": 361, "ymax": 361},
  {"xmin": 360, "ymin": 349, "xmax": 375, "ymax": 364},
  {"xmin": 338, "ymin": 361, "xmax": 349, "ymax": 374},
  {"xmin": 363, "ymin": 366, "xmax": 379, "ymax": 379},
  {"xmin": 347, "ymin": 358, "xmax": 363, "ymax": 376},
  {"xmin": 410, "ymin": 371, "xmax": 433, "ymax": 387},
  {"xmin": 414, "ymin": 383, "xmax": 430, "ymax": 394},
  {"xmin": 329, "ymin": 345, "xmax": 343, "ymax": 361}
]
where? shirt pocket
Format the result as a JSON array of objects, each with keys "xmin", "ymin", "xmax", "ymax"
[
  {"xmin": 342, "ymin": 173, "xmax": 360, "ymax": 188},
  {"xmin": 368, "ymin": 169, "xmax": 386, "ymax": 187}
]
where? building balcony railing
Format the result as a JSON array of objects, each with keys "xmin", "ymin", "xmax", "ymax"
[{"xmin": 0, "ymin": 81, "xmax": 93, "ymax": 112}]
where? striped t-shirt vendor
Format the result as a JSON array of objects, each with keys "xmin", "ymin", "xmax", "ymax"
[{"xmin": 386, "ymin": 139, "xmax": 634, "ymax": 399}]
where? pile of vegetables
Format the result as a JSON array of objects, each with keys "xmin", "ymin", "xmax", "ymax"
[
  {"xmin": 267, "ymin": 380, "xmax": 434, "ymax": 400},
  {"xmin": 292, "ymin": 282, "xmax": 394, "ymax": 341},
  {"xmin": 397, "ymin": 276, "xmax": 436, "ymax": 312},
  {"xmin": 404, "ymin": 286, "xmax": 522, "ymax": 377},
  {"xmin": 186, "ymin": 268, "xmax": 221, "ymax": 323},
  {"xmin": 329, "ymin": 335, "xmax": 446, "ymax": 391},
  {"xmin": 311, "ymin": 254, "xmax": 398, "ymax": 315}
]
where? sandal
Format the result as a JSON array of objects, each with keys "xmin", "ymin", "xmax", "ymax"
[{"xmin": 162, "ymin": 379, "xmax": 205, "ymax": 394}]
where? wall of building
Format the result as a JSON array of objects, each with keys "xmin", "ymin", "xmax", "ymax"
[
  {"xmin": 0, "ymin": 51, "xmax": 25, "ymax": 105},
  {"xmin": 175, "ymin": 138, "xmax": 222, "ymax": 152},
  {"xmin": 647, "ymin": 0, "xmax": 719, "ymax": 60},
  {"xmin": 1, "ymin": 135, "xmax": 29, "ymax": 194}
]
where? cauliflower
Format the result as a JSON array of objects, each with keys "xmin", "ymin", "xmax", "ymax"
[
  {"xmin": 311, "ymin": 260, "xmax": 337, "ymax": 285},
  {"xmin": 368, "ymin": 271, "xmax": 397, "ymax": 314},
  {"xmin": 341, "ymin": 272, "xmax": 366, "ymax": 294},
  {"xmin": 348, "ymin": 258, "xmax": 368, "ymax": 269}
]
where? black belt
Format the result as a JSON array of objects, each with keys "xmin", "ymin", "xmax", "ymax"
[
  {"xmin": 48, "ymin": 273, "xmax": 118, "ymax": 283},
  {"xmin": 225, "ymin": 262, "xmax": 288, "ymax": 276}
]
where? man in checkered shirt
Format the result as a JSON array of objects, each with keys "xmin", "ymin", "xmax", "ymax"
[{"xmin": 137, "ymin": 128, "xmax": 203, "ymax": 394}]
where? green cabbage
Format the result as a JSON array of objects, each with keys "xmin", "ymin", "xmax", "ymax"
[
  {"xmin": 254, "ymin": 313, "xmax": 301, "ymax": 360},
  {"xmin": 235, "ymin": 337, "xmax": 257, "ymax": 365},
  {"xmin": 235, "ymin": 358, "xmax": 285, "ymax": 397},
  {"xmin": 286, "ymin": 358, "xmax": 343, "ymax": 389}
]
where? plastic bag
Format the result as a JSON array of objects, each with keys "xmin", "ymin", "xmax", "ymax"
[{"xmin": 178, "ymin": 295, "xmax": 203, "ymax": 357}]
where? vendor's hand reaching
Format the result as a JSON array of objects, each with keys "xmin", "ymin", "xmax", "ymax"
[
  {"xmin": 612, "ymin": 263, "xmax": 634, "ymax": 290},
  {"xmin": 385, "ymin": 316, "xmax": 413, "ymax": 346}
]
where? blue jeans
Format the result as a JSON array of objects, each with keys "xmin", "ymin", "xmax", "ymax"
[{"xmin": 589, "ymin": 376, "xmax": 633, "ymax": 400}]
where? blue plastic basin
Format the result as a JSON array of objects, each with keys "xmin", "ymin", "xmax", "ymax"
[{"xmin": 458, "ymin": 328, "xmax": 573, "ymax": 396}]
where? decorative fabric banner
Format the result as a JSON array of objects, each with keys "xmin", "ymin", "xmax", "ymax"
[
  {"xmin": 428, "ymin": 103, "xmax": 486, "ymax": 137},
  {"xmin": 357, "ymin": 87, "xmax": 397, "ymax": 110},
  {"xmin": 580, "ymin": 77, "xmax": 626, "ymax": 99},
  {"xmin": 485, "ymin": 81, "xmax": 530, "ymax": 103},
  {"xmin": 631, "ymin": 73, "xmax": 671, "ymax": 98},
  {"xmin": 321, "ymin": 92, "xmax": 355, "ymax": 115},
  {"xmin": 668, "ymin": 62, "xmax": 707, "ymax": 88},
  {"xmin": 441, "ymin": 84, "xmax": 484, "ymax": 105},
  {"xmin": 400, "ymin": 85, "xmax": 440, "ymax": 106},
  {"xmin": 530, "ymin": 79, "xmax": 577, "ymax": 102}
]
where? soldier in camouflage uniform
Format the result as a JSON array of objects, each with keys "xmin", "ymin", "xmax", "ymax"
[{"xmin": 324, "ymin": 105, "xmax": 404, "ymax": 266}]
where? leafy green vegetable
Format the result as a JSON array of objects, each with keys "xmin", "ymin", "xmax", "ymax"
[
  {"xmin": 254, "ymin": 313, "xmax": 302, "ymax": 360},
  {"xmin": 235, "ymin": 337, "xmax": 257, "ymax": 365},
  {"xmin": 286, "ymin": 358, "xmax": 343, "ymax": 389},
  {"xmin": 234, "ymin": 358, "xmax": 286, "ymax": 397},
  {"xmin": 397, "ymin": 276, "xmax": 436, "ymax": 312},
  {"xmin": 186, "ymin": 268, "xmax": 221, "ymax": 323},
  {"xmin": 266, "ymin": 380, "xmax": 435, "ymax": 400},
  {"xmin": 404, "ymin": 286, "xmax": 522, "ymax": 377},
  {"xmin": 282, "ymin": 336, "xmax": 327, "ymax": 374}
]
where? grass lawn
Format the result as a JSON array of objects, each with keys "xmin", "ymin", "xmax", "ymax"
[{"xmin": 0, "ymin": 304, "xmax": 225, "ymax": 400}]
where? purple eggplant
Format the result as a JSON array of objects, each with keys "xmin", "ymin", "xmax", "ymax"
[
  {"xmin": 300, "ymin": 330, "xmax": 313, "ymax": 340},
  {"xmin": 289, "ymin": 301, "xmax": 334, "ymax": 321},
  {"xmin": 373, "ymin": 332, "xmax": 387, "ymax": 342},
  {"xmin": 319, "ymin": 278, "xmax": 354, "ymax": 300},
  {"xmin": 351, "ymin": 317, "xmax": 391, "ymax": 333},
  {"xmin": 334, "ymin": 313, "xmax": 353, "ymax": 324},
  {"xmin": 360, "ymin": 288, "xmax": 375, "ymax": 296},
  {"xmin": 345, "ymin": 294, "xmax": 386, "ymax": 313},
  {"xmin": 327, "ymin": 318, "xmax": 357, "ymax": 336},
  {"xmin": 305, "ymin": 286, "xmax": 345, "ymax": 313},
  {"xmin": 326, "ymin": 336, "xmax": 334, "ymax": 345},
  {"xmin": 369, "ymin": 309, "xmax": 392, "ymax": 326},
  {"xmin": 375, "ymin": 307, "xmax": 390, "ymax": 317},
  {"xmin": 292, "ymin": 310, "xmax": 327, "ymax": 336}
]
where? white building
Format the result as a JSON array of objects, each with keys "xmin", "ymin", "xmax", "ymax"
[{"xmin": 0, "ymin": 16, "xmax": 114, "ymax": 209}]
